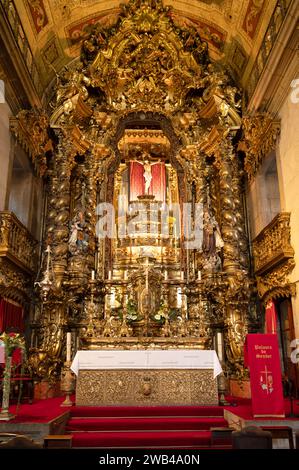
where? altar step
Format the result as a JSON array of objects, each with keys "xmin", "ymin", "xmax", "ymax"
[
  {"xmin": 70, "ymin": 430, "xmax": 213, "ymax": 448},
  {"xmin": 67, "ymin": 416, "xmax": 228, "ymax": 432},
  {"xmin": 67, "ymin": 406, "xmax": 230, "ymax": 448},
  {"xmin": 70, "ymin": 405, "xmax": 224, "ymax": 418}
]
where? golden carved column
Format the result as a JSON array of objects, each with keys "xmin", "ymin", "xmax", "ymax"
[
  {"xmin": 218, "ymin": 136, "xmax": 248, "ymax": 375},
  {"xmin": 231, "ymin": 157, "xmax": 249, "ymax": 269},
  {"xmin": 85, "ymin": 150, "xmax": 98, "ymax": 273},
  {"xmin": 51, "ymin": 134, "xmax": 72, "ymax": 289},
  {"xmin": 218, "ymin": 137, "xmax": 240, "ymax": 273}
]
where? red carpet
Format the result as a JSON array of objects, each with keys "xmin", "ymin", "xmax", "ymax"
[
  {"xmin": 224, "ymin": 398, "xmax": 299, "ymax": 421},
  {"xmin": 4, "ymin": 396, "xmax": 298, "ymax": 448},
  {"xmin": 5, "ymin": 396, "xmax": 69, "ymax": 423},
  {"xmin": 71, "ymin": 430, "xmax": 212, "ymax": 448},
  {"xmin": 68, "ymin": 405, "xmax": 229, "ymax": 448},
  {"xmin": 71, "ymin": 405, "xmax": 224, "ymax": 418},
  {"xmin": 67, "ymin": 416, "xmax": 227, "ymax": 431}
]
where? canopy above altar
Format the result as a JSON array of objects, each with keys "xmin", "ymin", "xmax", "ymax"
[{"xmin": 71, "ymin": 349, "xmax": 222, "ymax": 379}]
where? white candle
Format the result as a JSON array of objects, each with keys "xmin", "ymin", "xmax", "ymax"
[
  {"xmin": 217, "ymin": 331, "xmax": 223, "ymax": 362},
  {"xmin": 66, "ymin": 332, "xmax": 71, "ymax": 362},
  {"xmin": 108, "ymin": 270, "xmax": 112, "ymax": 280},
  {"xmin": 124, "ymin": 270, "xmax": 128, "ymax": 280},
  {"xmin": 181, "ymin": 271, "xmax": 184, "ymax": 280},
  {"xmin": 164, "ymin": 270, "xmax": 168, "ymax": 280},
  {"xmin": 177, "ymin": 287, "xmax": 182, "ymax": 308},
  {"xmin": 197, "ymin": 270, "xmax": 201, "ymax": 281},
  {"xmin": 91, "ymin": 270, "xmax": 95, "ymax": 280}
]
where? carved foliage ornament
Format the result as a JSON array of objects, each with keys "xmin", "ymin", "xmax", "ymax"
[
  {"xmin": 10, "ymin": 110, "xmax": 52, "ymax": 176},
  {"xmin": 81, "ymin": 0, "xmax": 207, "ymax": 113},
  {"xmin": 239, "ymin": 113, "xmax": 280, "ymax": 180}
]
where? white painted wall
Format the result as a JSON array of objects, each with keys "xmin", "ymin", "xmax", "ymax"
[
  {"xmin": 0, "ymin": 102, "xmax": 12, "ymax": 210},
  {"xmin": 277, "ymin": 92, "xmax": 299, "ymax": 338}
]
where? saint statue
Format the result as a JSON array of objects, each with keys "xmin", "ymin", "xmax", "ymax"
[
  {"xmin": 202, "ymin": 210, "xmax": 224, "ymax": 269},
  {"xmin": 68, "ymin": 210, "xmax": 88, "ymax": 255}
]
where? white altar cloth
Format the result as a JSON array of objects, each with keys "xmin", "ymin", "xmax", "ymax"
[{"xmin": 71, "ymin": 349, "xmax": 222, "ymax": 379}]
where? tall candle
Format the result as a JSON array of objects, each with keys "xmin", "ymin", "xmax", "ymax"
[
  {"xmin": 91, "ymin": 270, "xmax": 95, "ymax": 280},
  {"xmin": 217, "ymin": 331, "xmax": 223, "ymax": 362},
  {"xmin": 197, "ymin": 270, "xmax": 201, "ymax": 281},
  {"xmin": 164, "ymin": 270, "xmax": 168, "ymax": 280},
  {"xmin": 177, "ymin": 287, "xmax": 182, "ymax": 308},
  {"xmin": 108, "ymin": 270, "xmax": 112, "ymax": 280},
  {"xmin": 66, "ymin": 332, "xmax": 71, "ymax": 362},
  {"xmin": 180, "ymin": 271, "xmax": 184, "ymax": 280}
]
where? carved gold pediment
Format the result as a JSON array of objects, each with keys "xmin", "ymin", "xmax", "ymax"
[
  {"xmin": 239, "ymin": 113, "xmax": 280, "ymax": 180},
  {"xmin": 10, "ymin": 110, "xmax": 52, "ymax": 176},
  {"xmin": 253, "ymin": 213, "xmax": 296, "ymax": 303}
]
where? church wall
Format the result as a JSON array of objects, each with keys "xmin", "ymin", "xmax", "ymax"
[
  {"xmin": 247, "ymin": 151, "xmax": 281, "ymax": 239},
  {"xmin": 7, "ymin": 144, "xmax": 34, "ymax": 229},
  {"xmin": 0, "ymin": 102, "xmax": 12, "ymax": 211},
  {"xmin": 277, "ymin": 92, "xmax": 299, "ymax": 338}
]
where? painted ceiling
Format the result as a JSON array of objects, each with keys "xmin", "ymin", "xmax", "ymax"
[{"xmin": 11, "ymin": 0, "xmax": 280, "ymax": 99}]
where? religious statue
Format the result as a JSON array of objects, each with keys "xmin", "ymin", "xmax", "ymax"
[
  {"xmin": 68, "ymin": 210, "xmax": 88, "ymax": 255},
  {"xmin": 202, "ymin": 210, "xmax": 224, "ymax": 256},
  {"xmin": 202, "ymin": 210, "xmax": 224, "ymax": 271},
  {"xmin": 143, "ymin": 160, "xmax": 153, "ymax": 193}
]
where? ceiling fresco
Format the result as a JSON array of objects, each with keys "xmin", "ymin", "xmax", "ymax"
[{"xmin": 9, "ymin": 0, "xmax": 280, "ymax": 99}]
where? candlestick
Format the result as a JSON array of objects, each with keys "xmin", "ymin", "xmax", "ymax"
[{"xmin": 66, "ymin": 332, "xmax": 71, "ymax": 362}]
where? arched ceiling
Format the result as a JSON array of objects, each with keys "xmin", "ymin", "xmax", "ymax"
[{"xmin": 12, "ymin": 0, "xmax": 277, "ymax": 99}]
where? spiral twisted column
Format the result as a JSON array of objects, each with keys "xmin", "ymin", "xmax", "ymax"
[
  {"xmin": 231, "ymin": 157, "xmax": 249, "ymax": 270},
  {"xmin": 51, "ymin": 134, "xmax": 72, "ymax": 289},
  {"xmin": 218, "ymin": 136, "xmax": 248, "ymax": 375},
  {"xmin": 218, "ymin": 137, "xmax": 240, "ymax": 273},
  {"xmin": 85, "ymin": 151, "xmax": 99, "ymax": 271}
]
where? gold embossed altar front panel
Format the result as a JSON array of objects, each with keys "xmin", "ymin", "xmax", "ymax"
[{"xmin": 76, "ymin": 369, "xmax": 218, "ymax": 406}]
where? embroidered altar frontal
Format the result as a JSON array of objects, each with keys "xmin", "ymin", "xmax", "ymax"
[{"xmin": 76, "ymin": 369, "xmax": 218, "ymax": 406}]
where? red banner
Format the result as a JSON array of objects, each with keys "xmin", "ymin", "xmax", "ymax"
[
  {"xmin": 265, "ymin": 299, "xmax": 277, "ymax": 334},
  {"xmin": 244, "ymin": 334, "xmax": 285, "ymax": 418}
]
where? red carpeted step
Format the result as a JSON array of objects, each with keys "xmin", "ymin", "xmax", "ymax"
[
  {"xmin": 67, "ymin": 416, "xmax": 227, "ymax": 432},
  {"xmin": 71, "ymin": 430, "xmax": 212, "ymax": 448},
  {"xmin": 71, "ymin": 405, "xmax": 224, "ymax": 418}
]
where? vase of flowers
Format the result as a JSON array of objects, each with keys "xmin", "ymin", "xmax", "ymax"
[{"xmin": 0, "ymin": 332, "xmax": 25, "ymax": 420}]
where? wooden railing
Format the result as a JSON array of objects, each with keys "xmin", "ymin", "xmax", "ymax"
[
  {"xmin": 252, "ymin": 212, "xmax": 294, "ymax": 275},
  {"xmin": 0, "ymin": 211, "xmax": 38, "ymax": 274}
]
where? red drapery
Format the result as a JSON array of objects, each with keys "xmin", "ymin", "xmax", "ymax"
[
  {"xmin": 0, "ymin": 298, "xmax": 24, "ymax": 333},
  {"xmin": 265, "ymin": 299, "xmax": 277, "ymax": 334},
  {"xmin": 129, "ymin": 161, "xmax": 166, "ymax": 201},
  {"xmin": 130, "ymin": 162, "xmax": 144, "ymax": 201},
  {"xmin": 149, "ymin": 163, "xmax": 166, "ymax": 202}
]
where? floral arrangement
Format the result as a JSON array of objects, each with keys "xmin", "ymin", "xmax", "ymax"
[
  {"xmin": 0, "ymin": 332, "xmax": 25, "ymax": 357},
  {"xmin": 115, "ymin": 298, "xmax": 140, "ymax": 323},
  {"xmin": 153, "ymin": 302, "xmax": 179, "ymax": 323},
  {"xmin": 0, "ymin": 332, "xmax": 26, "ymax": 418}
]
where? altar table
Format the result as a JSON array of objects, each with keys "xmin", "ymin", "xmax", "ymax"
[{"xmin": 71, "ymin": 349, "xmax": 222, "ymax": 406}]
